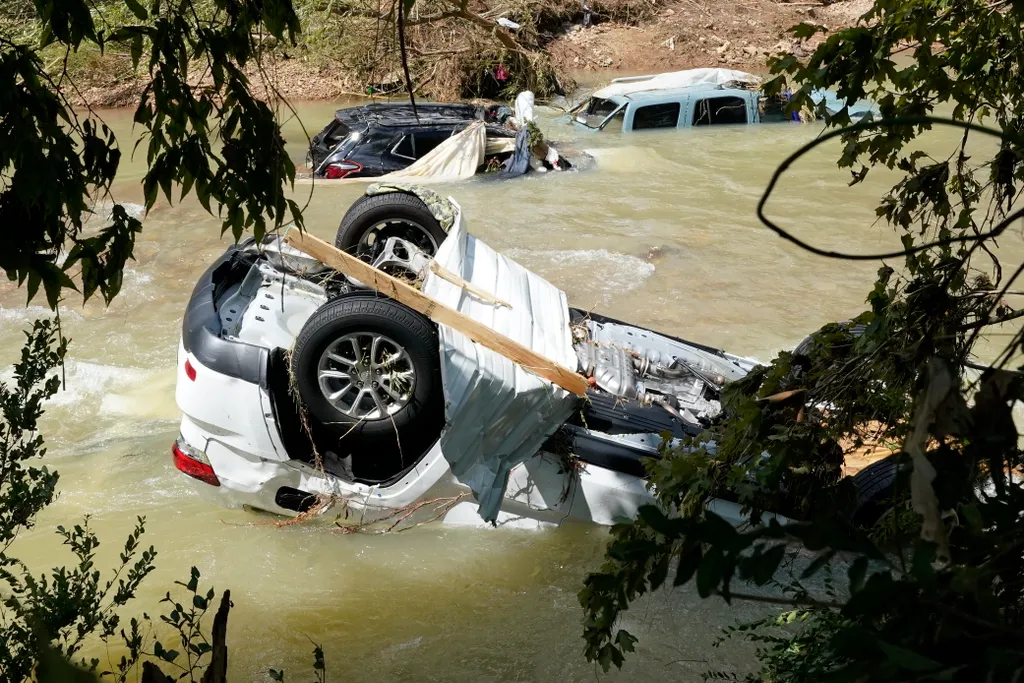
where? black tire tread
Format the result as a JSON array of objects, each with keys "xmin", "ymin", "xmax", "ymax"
[
  {"xmin": 850, "ymin": 455, "xmax": 899, "ymax": 526},
  {"xmin": 852, "ymin": 456, "xmax": 898, "ymax": 502},
  {"xmin": 335, "ymin": 192, "xmax": 445, "ymax": 254},
  {"xmin": 290, "ymin": 294, "xmax": 443, "ymax": 450}
]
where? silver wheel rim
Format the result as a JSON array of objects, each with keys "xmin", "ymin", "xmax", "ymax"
[
  {"xmin": 317, "ymin": 332, "xmax": 416, "ymax": 420},
  {"xmin": 359, "ymin": 219, "xmax": 437, "ymax": 258}
]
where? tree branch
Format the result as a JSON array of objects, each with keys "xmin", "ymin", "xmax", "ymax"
[
  {"xmin": 398, "ymin": 1, "xmax": 529, "ymax": 54},
  {"xmin": 960, "ymin": 307, "xmax": 1024, "ymax": 330}
]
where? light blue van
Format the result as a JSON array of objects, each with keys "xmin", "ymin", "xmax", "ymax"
[{"xmin": 570, "ymin": 72, "xmax": 877, "ymax": 132}]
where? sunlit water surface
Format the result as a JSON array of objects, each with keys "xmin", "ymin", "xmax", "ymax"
[{"xmin": 2, "ymin": 98, "xmax": 1019, "ymax": 681}]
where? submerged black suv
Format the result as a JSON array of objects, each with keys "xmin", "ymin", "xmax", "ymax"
[{"xmin": 308, "ymin": 102, "xmax": 512, "ymax": 179}]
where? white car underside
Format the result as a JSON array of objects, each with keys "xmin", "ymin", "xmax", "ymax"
[{"xmin": 174, "ymin": 194, "xmax": 760, "ymax": 529}]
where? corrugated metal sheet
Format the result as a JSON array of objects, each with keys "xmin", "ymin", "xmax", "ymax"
[{"xmin": 421, "ymin": 201, "xmax": 580, "ymax": 522}]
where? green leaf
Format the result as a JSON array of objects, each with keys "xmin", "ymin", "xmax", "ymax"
[
  {"xmin": 124, "ymin": 0, "xmax": 148, "ymax": 20},
  {"xmin": 637, "ymin": 505, "xmax": 675, "ymax": 536},
  {"xmin": 131, "ymin": 34, "xmax": 143, "ymax": 68},
  {"xmin": 674, "ymin": 544, "xmax": 702, "ymax": 586},
  {"xmin": 614, "ymin": 630, "xmax": 637, "ymax": 654},
  {"xmin": 848, "ymin": 556, "xmax": 869, "ymax": 594},
  {"xmin": 649, "ymin": 553, "xmax": 670, "ymax": 591},
  {"xmin": 696, "ymin": 547, "xmax": 724, "ymax": 598},
  {"xmin": 877, "ymin": 641, "xmax": 941, "ymax": 672},
  {"xmin": 791, "ymin": 22, "xmax": 825, "ymax": 39},
  {"xmin": 800, "ymin": 550, "xmax": 836, "ymax": 579},
  {"xmin": 752, "ymin": 544, "xmax": 786, "ymax": 585}
]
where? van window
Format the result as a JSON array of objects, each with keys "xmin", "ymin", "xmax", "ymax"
[
  {"xmin": 587, "ymin": 98, "xmax": 619, "ymax": 117},
  {"xmin": 600, "ymin": 109, "xmax": 625, "ymax": 132},
  {"xmin": 692, "ymin": 97, "xmax": 748, "ymax": 126},
  {"xmin": 576, "ymin": 98, "xmax": 623, "ymax": 129},
  {"xmin": 632, "ymin": 103, "xmax": 681, "ymax": 129}
]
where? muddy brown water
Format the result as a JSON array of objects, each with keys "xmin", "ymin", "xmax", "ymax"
[{"xmin": 1, "ymin": 100, "xmax": 1019, "ymax": 681}]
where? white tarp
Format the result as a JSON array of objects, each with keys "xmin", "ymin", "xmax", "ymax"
[
  {"xmin": 374, "ymin": 120, "xmax": 486, "ymax": 183},
  {"xmin": 592, "ymin": 68, "xmax": 761, "ymax": 99},
  {"xmin": 420, "ymin": 203, "xmax": 579, "ymax": 522}
]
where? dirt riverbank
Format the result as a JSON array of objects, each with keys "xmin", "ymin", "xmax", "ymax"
[{"xmin": 68, "ymin": 0, "xmax": 872, "ymax": 108}]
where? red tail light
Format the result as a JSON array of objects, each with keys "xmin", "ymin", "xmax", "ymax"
[
  {"xmin": 184, "ymin": 358, "xmax": 196, "ymax": 381},
  {"xmin": 324, "ymin": 160, "xmax": 363, "ymax": 179},
  {"xmin": 171, "ymin": 440, "xmax": 220, "ymax": 487}
]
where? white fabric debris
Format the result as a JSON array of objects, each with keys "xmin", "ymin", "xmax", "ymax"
[
  {"xmin": 545, "ymin": 145, "xmax": 560, "ymax": 168},
  {"xmin": 421, "ymin": 204, "xmax": 579, "ymax": 522},
  {"xmin": 485, "ymin": 137, "xmax": 517, "ymax": 155},
  {"xmin": 514, "ymin": 91, "xmax": 535, "ymax": 123},
  {"xmin": 378, "ymin": 121, "xmax": 486, "ymax": 182},
  {"xmin": 592, "ymin": 68, "xmax": 761, "ymax": 99},
  {"xmin": 497, "ymin": 17, "xmax": 521, "ymax": 30}
]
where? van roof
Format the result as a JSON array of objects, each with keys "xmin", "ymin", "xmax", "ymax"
[{"xmin": 604, "ymin": 86, "xmax": 758, "ymax": 105}]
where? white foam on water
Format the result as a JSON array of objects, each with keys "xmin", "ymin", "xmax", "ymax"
[
  {"xmin": 41, "ymin": 359, "xmax": 149, "ymax": 408},
  {"xmin": 506, "ymin": 247, "xmax": 656, "ymax": 293},
  {"xmin": 90, "ymin": 200, "xmax": 147, "ymax": 221},
  {"xmin": 0, "ymin": 359, "xmax": 174, "ymax": 419},
  {"xmin": 0, "ymin": 305, "xmax": 84, "ymax": 324}
]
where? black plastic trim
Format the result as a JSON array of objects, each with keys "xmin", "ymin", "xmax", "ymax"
[
  {"xmin": 275, "ymin": 486, "xmax": 318, "ymax": 513},
  {"xmin": 569, "ymin": 429, "xmax": 648, "ymax": 478},
  {"xmin": 181, "ymin": 240, "xmax": 268, "ymax": 385}
]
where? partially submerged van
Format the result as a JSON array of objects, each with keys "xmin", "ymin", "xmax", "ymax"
[{"xmin": 570, "ymin": 68, "xmax": 878, "ymax": 132}]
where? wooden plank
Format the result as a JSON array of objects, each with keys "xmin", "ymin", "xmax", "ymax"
[
  {"xmin": 428, "ymin": 261, "xmax": 512, "ymax": 309},
  {"xmin": 284, "ymin": 230, "xmax": 589, "ymax": 396}
]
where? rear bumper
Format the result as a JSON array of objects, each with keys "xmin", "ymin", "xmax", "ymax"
[{"xmin": 181, "ymin": 240, "xmax": 267, "ymax": 385}]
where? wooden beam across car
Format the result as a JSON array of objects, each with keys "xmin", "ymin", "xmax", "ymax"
[{"xmin": 284, "ymin": 230, "xmax": 590, "ymax": 397}]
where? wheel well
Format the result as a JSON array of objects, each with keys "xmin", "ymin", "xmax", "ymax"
[{"xmin": 265, "ymin": 347, "xmax": 433, "ymax": 485}]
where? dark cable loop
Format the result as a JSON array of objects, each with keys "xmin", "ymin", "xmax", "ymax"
[{"xmin": 756, "ymin": 115, "xmax": 1024, "ymax": 261}]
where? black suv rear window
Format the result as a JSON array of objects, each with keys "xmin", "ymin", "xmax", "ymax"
[{"xmin": 392, "ymin": 128, "xmax": 458, "ymax": 160}]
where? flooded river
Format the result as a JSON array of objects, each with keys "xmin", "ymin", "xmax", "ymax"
[{"xmin": 0, "ymin": 100, "xmax": 1010, "ymax": 681}]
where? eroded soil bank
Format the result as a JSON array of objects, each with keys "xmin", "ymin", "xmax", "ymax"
[{"xmin": 46, "ymin": 0, "xmax": 872, "ymax": 107}]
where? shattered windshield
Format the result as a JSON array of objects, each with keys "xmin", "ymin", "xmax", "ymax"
[{"xmin": 574, "ymin": 97, "xmax": 625, "ymax": 130}]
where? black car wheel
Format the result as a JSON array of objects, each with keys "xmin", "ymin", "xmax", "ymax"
[
  {"xmin": 290, "ymin": 295, "xmax": 444, "ymax": 452},
  {"xmin": 335, "ymin": 192, "xmax": 447, "ymax": 262},
  {"xmin": 850, "ymin": 455, "xmax": 899, "ymax": 527}
]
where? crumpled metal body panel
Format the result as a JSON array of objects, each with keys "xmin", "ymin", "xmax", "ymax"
[{"xmin": 421, "ymin": 201, "xmax": 580, "ymax": 522}]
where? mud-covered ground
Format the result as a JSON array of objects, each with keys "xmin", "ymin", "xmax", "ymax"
[{"xmin": 547, "ymin": 0, "xmax": 871, "ymax": 75}]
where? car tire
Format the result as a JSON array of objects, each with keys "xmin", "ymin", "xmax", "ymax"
[
  {"xmin": 850, "ymin": 455, "xmax": 899, "ymax": 527},
  {"xmin": 335, "ymin": 192, "xmax": 447, "ymax": 261},
  {"xmin": 794, "ymin": 321, "xmax": 868, "ymax": 356},
  {"xmin": 290, "ymin": 295, "xmax": 444, "ymax": 453}
]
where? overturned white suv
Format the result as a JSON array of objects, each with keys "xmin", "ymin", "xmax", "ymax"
[{"xmin": 172, "ymin": 186, "xmax": 760, "ymax": 528}]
